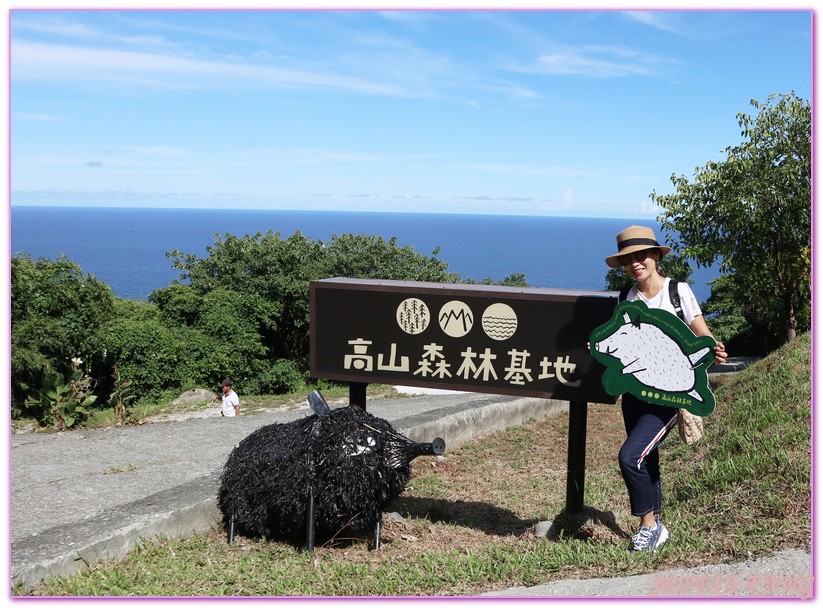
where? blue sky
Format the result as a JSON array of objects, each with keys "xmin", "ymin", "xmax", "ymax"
[{"xmin": 8, "ymin": 7, "xmax": 812, "ymax": 217}]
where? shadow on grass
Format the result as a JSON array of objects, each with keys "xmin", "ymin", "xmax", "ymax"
[
  {"xmin": 389, "ymin": 497, "xmax": 631, "ymax": 542},
  {"xmin": 390, "ymin": 495, "xmax": 537, "ymax": 536},
  {"xmin": 223, "ymin": 501, "xmax": 630, "ymax": 550},
  {"xmin": 546, "ymin": 505, "xmax": 631, "ymax": 541},
  {"xmin": 223, "ymin": 496, "xmax": 536, "ymax": 551}
]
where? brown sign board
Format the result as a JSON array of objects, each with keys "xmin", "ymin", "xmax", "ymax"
[{"xmin": 310, "ymin": 278, "xmax": 619, "ymax": 404}]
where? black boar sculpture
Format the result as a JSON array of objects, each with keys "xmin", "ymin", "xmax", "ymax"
[{"xmin": 217, "ymin": 390, "xmax": 445, "ymax": 550}]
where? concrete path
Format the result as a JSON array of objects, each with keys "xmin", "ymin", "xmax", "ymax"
[{"xmin": 482, "ymin": 549, "xmax": 813, "ymax": 598}]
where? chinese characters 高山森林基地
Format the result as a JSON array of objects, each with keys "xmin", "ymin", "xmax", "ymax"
[{"xmin": 343, "ymin": 338, "xmax": 581, "ymax": 388}]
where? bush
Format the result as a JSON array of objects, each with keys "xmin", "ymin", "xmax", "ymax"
[
  {"xmin": 158, "ymin": 231, "xmax": 464, "ymax": 393},
  {"xmin": 101, "ymin": 311, "xmax": 208, "ymax": 404},
  {"xmin": 249, "ymin": 359, "xmax": 306, "ymax": 395},
  {"xmin": 11, "ymin": 254, "xmax": 115, "ymax": 414},
  {"xmin": 25, "ymin": 366, "xmax": 97, "ymax": 430}
]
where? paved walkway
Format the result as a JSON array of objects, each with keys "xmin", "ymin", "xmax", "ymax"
[{"xmin": 482, "ymin": 549, "xmax": 813, "ymax": 598}]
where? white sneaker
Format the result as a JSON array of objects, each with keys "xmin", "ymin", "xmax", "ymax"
[{"xmin": 631, "ymin": 520, "xmax": 668, "ymax": 552}]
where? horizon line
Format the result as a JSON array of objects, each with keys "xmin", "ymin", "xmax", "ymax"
[{"xmin": 9, "ymin": 203, "xmax": 657, "ymax": 221}]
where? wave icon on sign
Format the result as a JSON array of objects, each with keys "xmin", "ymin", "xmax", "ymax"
[{"xmin": 481, "ymin": 303, "xmax": 518, "ymax": 341}]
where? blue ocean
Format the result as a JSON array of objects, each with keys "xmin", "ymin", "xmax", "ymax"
[{"xmin": 10, "ymin": 206, "xmax": 720, "ymax": 303}]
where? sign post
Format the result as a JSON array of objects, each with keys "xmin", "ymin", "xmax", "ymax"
[
  {"xmin": 349, "ymin": 381, "xmax": 367, "ymax": 409},
  {"xmin": 565, "ymin": 401, "xmax": 588, "ymax": 513},
  {"xmin": 310, "ymin": 278, "xmax": 617, "ymax": 514}
]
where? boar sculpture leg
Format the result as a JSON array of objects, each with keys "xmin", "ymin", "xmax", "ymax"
[{"xmin": 218, "ymin": 390, "xmax": 445, "ymax": 551}]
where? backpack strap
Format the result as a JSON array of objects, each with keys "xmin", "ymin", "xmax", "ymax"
[
  {"xmin": 621, "ymin": 280, "xmax": 686, "ymax": 323},
  {"xmin": 619, "ymin": 284, "xmax": 632, "ymax": 302},
  {"xmin": 669, "ymin": 280, "xmax": 685, "ymax": 322}
]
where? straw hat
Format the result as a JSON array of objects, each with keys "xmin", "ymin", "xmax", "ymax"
[{"xmin": 605, "ymin": 225, "xmax": 671, "ymax": 268}]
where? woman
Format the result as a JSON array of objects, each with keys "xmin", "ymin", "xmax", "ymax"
[{"xmin": 604, "ymin": 226, "xmax": 727, "ymax": 552}]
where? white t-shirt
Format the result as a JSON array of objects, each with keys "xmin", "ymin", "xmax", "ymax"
[
  {"xmin": 625, "ymin": 277, "xmax": 703, "ymax": 327},
  {"xmin": 221, "ymin": 389, "xmax": 240, "ymax": 417}
]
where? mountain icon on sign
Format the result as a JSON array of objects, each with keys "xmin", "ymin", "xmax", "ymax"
[{"xmin": 438, "ymin": 300, "xmax": 474, "ymax": 338}]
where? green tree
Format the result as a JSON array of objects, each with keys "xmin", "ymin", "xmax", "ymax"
[
  {"xmin": 11, "ymin": 254, "xmax": 115, "ymax": 415},
  {"xmin": 651, "ymin": 92, "xmax": 811, "ymax": 347},
  {"xmin": 157, "ymin": 230, "xmax": 464, "ymax": 389},
  {"xmin": 699, "ymin": 274, "xmax": 767, "ymax": 352},
  {"xmin": 161, "ymin": 231, "xmax": 325, "ymax": 365},
  {"xmin": 100, "ymin": 300, "xmax": 210, "ymax": 403},
  {"xmin": 466, "ymin": 272, "xmax": 529, "ymax": 287},
  {"xmin": 324, "ymin": 233, "xmax": 459, "ymax": 283},
  {"xmin": 190, "ymin": 288, "xmax": 270, "ymax": 390}
]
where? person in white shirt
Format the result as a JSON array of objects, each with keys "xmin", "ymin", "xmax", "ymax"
[
  {"xmin": 213, "ymin": 378, "xmax": 240, "ymax": 417},
  {"xmin": 604, "ymin": 226, "xmax": 726, "ymax": 553}
]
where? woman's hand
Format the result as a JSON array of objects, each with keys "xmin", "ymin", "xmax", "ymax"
[
  {"xmin": 689, "ymin": 316, "xmax": 727, "ymax": 366},
  {"xmin": 713, "ymin": 341, "xmax": 728, "ymax": 366}
]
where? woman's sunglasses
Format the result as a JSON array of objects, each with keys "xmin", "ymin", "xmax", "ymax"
[{"xmin": 617, "ymin": 249, "xmax": 656, "ymax": 266}]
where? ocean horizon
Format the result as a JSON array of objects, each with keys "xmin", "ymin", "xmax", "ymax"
[{"xmin": 10, "ymin": 205, "xmax": 721, "ymax": 303}]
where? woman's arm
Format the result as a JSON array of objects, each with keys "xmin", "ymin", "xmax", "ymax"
[{"xmin": 689, "ymin": 315, "xmax": 728, "ymax": 365}]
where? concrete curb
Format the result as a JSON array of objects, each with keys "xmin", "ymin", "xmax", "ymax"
[
  {"xmin": 395, "ymin": 396, "xmax": 567, "ymax": 447},
  {"xmin": 12, "ymin": 472, "xmax": 224, "ymax": 588}
]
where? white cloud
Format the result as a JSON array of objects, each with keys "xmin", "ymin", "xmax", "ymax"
[
  {"xmin": 536, "ymin": 188, "xmax": 575, "ymax": 213},
  {"xmin": 11, "ymin": 40, "xmax": 409, "ymax": 96},
  {"xmin": 13, "ymin": 112, "xmax": 62, "ymax": 121},
  {"xmin": 376, "ymin": 11, "xmax": 436, "ymax": 25},
  {"xmin": 11, "ymin": 15, "xmax": 101, "ymax": 40},
  {"xmin": 622, "ymin": 11, "xmax": 678, "ymax": 32},
  {"xmin": 10, "ymin": 12, "xmax": 575, "ymax": 109},
  {"xmin": 533, "ymin": 49, "xmax": 652, "ymax": 78},
  {"xmin": 503, "ymin": 42, "xmax": 678, "ymax": 80},
  {"xmin": 631, "ymin": 199, "xmax": 663, "ymax": 215},
  {"xmin": 119, "ymin": 145, "xmax": 191, "ymax": 158},
  {"xmin": 455, "ymin": 195, "xmax": 536, "ymax": 202}
]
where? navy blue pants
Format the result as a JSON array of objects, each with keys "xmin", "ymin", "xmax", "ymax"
[{"xmin": 618, "ymin": 394, "xmax": 678, "ymax": 517}]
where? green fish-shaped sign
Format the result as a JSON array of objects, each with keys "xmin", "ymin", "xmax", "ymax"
[{"xmin": 589, "ymin": 300, "xmax": 716, "ymax": 416}]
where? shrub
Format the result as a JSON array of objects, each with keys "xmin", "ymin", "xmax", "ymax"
[
  {"xmin": 11, "ymin": 254, "xmax": 115, "ymax": 415},
  {"xmin": 253, "ymin": 359, "xmax": 306, "ymax": 395}
]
